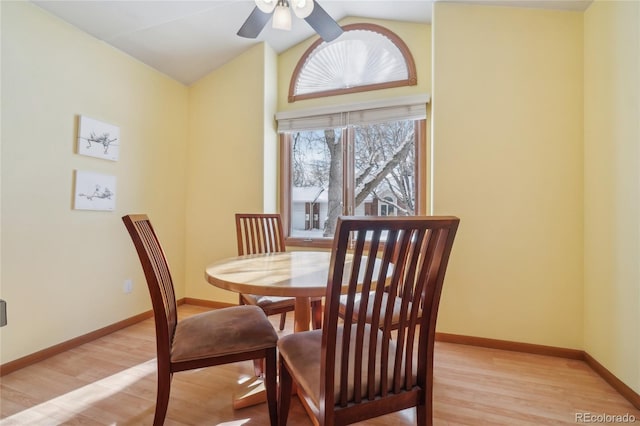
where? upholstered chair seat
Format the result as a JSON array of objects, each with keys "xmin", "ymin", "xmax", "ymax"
[
  {"xmin": 241, "ymin": 294, "xmax": 300, "ymax": 312},
  {"xmin": 278, "ymin": 324, "xmax": 417, "ymax": 407},
  {"xmin": 338, "ymin": 292, "xmax": 415, "ymax": 329},
  {"xmin": 172, "ymin": 305, "xmax": 278, "ymax": 363}
]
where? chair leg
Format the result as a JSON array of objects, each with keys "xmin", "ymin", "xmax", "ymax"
[
  {"xmin": 311, "ymin": 299, "xmax": 323, "ymax": 329},
  {"xmin": 417, "ymin": 383, "xmax": 433, "ymax": 426},
  {"xmin": 264, "ymin": 348, "xmax": 278, "ymax": 426},
  {"xmin": 416, "ymin": 403, "xmax": 429, "ymax": 426},
  {"xmin": 278, "ymin": 355, "xmax": 293, "ymax": 426},
  {"xmin": 279, "ymin": 312, "xmax": 287, "ymax": 330},
  {"xmin": 153, "ymin": 370, "xmax": 171, "ymax": 426},
  {"xmin": 253, "ymin": 359, "xmax": 264, "ymax": 377}
]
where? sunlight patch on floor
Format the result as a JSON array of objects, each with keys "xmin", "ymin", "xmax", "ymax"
[
  {"xmin": 216, "ymin": 419, "xmax": 250, "ymax": 426},
  {"xmin": 237, "ymin": 374, "xmax": 254, "ymax": 385},
  {"xmin": 0, "ymin": 359, "xmax": 157, "ymax": 425}
]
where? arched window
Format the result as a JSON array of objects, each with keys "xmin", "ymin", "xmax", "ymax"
[{"xmin": 289, "ymin": 23, "xmax": 417, "ymax": 103}]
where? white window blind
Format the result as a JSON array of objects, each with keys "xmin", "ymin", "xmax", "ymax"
[
  {"xmin": 276, "ymin": 94, "xmax": 429, "ymax": 133},
  {"xmin": 347, "ymin": 103, "xmax": 426, "ymax": 126},
  {"xmin": 276, "ymin": 112, "xmax": 347, "ymax": 133}
]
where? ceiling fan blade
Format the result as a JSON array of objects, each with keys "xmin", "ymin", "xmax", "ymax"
[
  {"xmin": 304, "ymin": 2, "xmax": 343, "ymax": 42},
  {"xmin": 237, "ymin": 6, "xmax": 271, "ymax": 39}
]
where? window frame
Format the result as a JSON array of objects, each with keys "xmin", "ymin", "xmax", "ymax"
[{"xmin": 280, "ymin": 119, "xmax": 427, "ymax": 248}]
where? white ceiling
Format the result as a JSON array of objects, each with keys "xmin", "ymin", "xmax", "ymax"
[{"xmin": 31, "ymin": 0, "xmax": 592, "ymax": 86}]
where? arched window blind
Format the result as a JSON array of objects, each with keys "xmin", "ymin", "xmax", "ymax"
[{"xmin": 289, "ymin": 23, "xmax": 418, "ymax": 103}]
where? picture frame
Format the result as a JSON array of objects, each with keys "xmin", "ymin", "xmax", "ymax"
[
  {"xmin": 73, "ymin": 170, "xmax": 117, "ymax": 211},
  {"xmin": 77, "ymin": 115, "xmax": 120, "ymax": 161}
]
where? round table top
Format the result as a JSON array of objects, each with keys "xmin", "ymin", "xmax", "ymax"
[{"xmin": 205, "ymin": 251, "xmax": 334, "ymax": 298}]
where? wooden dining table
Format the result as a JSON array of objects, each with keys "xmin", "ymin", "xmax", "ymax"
[
  {"xmin": 205, "ymin": 250, "xmax": 334, "ymax": 332},
  {"xmin": 205, "ymin": 250, "xmax": 387, "ymax": 410},
  {"xmin": 205, "ymin": 250, "xmax": 336, "ymax": 409}
]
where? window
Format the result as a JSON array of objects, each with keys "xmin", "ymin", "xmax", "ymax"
[
  {"xmin": 278, "ymin": 98, "xmax": 428, "ymax": 246},
  {"xmin": 380, "ymin": 197, "xmax": 395, "ymax": 216},
  {"xmin": 280, "ymin": 23, "xmax": 426, "ymax": 246},
  {"xmin": 289, "ymin": 23, "xmax": 417, "ymax": 102}
]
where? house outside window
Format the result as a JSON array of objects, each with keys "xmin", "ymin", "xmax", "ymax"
[{"xmin": 380, "ymin": 196, "xmax": 396, "ymax": 216}]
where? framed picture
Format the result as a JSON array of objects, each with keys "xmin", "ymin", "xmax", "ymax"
[
  {"xmin": 73, "ymin": 170, "xmax": 116, "ymax": 211},
  {"xmin": 77, "ymin": 115, "xmax": 120, "ymax": 161}
]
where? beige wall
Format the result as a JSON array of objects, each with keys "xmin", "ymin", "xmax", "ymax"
[
  {"xmin": 263, "ymin": 44, "xmax": 280, "ymax": 213},
  {"xmin": 0, "ymin": 2, "xmax": 188, "ymax": 363},
  {"xmin": 185, "ymin": 43, "xmax": 278, "ymax": 304},
  {"xmin": 584, "ymin": 0, "xmax": 640, "ymax": 394},
  {"xmin": 277, "ymin": 17, "xmax": 431, "ymax": 113},
  {"xmin": 432, "ymin": 3, "xmax": 584, "ymax": 348}
]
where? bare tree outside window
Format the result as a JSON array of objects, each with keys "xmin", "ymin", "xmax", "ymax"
[
  {"xmin": 290, "ymin": 120, "xmax": 416, "ymax": 239},
  {"xmin": 353, "ymin": 120, "xmax": 416, "ymax": 216}
]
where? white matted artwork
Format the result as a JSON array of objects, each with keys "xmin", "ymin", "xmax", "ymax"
[
  {"xmin": 74, "ymin": 170, "xmax": 116, "ymax": 211},
  {"xmin": 77, "ymin": 115, "xmax": 120, "ymax": 161}
]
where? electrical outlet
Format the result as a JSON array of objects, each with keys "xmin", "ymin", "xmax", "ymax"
[
  {"xmin": 123, "ymin": 279, "xmax": 133, "ymax": 294},
  {"xmin": 0, "ymin": 299, "xmax": 7, "ymax": 327}
]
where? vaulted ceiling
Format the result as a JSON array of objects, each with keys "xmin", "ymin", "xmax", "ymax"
[{"xmin": 31, "ymin": 0, "xmax": 592, "ymax": 85}]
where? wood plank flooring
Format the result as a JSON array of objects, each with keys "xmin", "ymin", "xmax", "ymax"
[{"xmin": 1, "ymin": 304, "xmax": 638, "ymax": 425}]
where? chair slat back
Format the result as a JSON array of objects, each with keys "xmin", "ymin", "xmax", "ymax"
[
  {"xmin": 235, "ymin": 213, "xmax": 286, "ymax": 255},
  {"xmin": 122, "ymin": 214, "xmax": 177, "ymax": 365},
  {"xmin": 322, "ymin": 216, "xmax": 459, "ymax": 411}
]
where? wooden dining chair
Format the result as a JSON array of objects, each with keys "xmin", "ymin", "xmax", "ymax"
[
  {"xmin": 122, "ymin": 214, "xmax": 278, "ymax": 426},
  {"xmin": 235, "ymin": 213, "xmax": 322, "ymax": 330},
  {"xmin": 277, "ymin": 216, "xmax": 460, "ymax": 426}
]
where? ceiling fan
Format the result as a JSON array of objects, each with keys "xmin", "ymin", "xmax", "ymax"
[{"xmin": 238, "ymin": 0, "xmax": 344, "ymax": 42}]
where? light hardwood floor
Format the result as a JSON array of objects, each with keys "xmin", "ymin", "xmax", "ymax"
[{"xmin": 1, "ymin": 305, "xmax": 638, "ymax": 425}]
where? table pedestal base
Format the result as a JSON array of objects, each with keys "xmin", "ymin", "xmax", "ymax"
[
  {"xmin": 294, "ymin": 296, "xmax": 311, "ymax": 332},
  {"xmin": 232, "ymin": 376, "xmax": 267, "ymax": 409},
  {"xmin": 231, "ymin": 375, "xmax": 302, "ymax": 411}
]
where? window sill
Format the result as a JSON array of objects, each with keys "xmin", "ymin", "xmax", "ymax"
[{"xmin": 285, "ymin": 237, "xmax": 334, "ymax": 249}]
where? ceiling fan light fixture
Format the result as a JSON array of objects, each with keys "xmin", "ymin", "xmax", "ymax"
[
  {"xmin": 238, "ymin": 0, "xmax": 342, "ymax": 41},
  {"xmin": 255, "ymin": 0, "xmax": 276, "ymax": 14},
  {"xmin": 272, "ymin": 1, "xmax": 292, "ymax": 31},
  {"xmin": 292, "ymin": 0, "xmax": 314, "ymax": 19}
]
